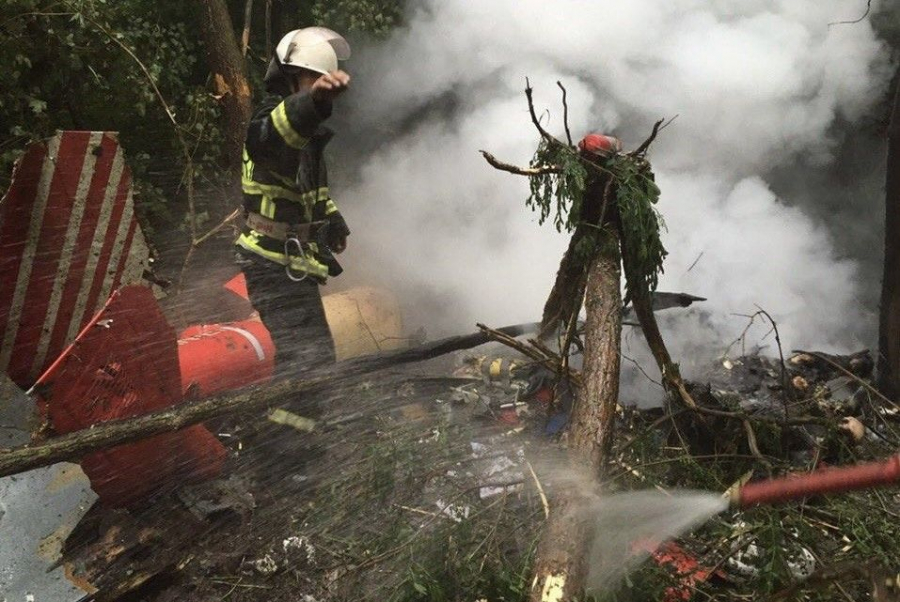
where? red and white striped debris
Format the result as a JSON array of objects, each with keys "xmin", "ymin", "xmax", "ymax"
[{"xmin": 0, "ymin": 132, "xmax": 151, "ymax": 390}]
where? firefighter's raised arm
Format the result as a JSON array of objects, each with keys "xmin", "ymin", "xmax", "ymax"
[
  {"xmin": 247, "ymin": 27, "xmax": 351, "ymax": 163},
  {"xmin": 245, "ymin": 92, "xmax": 328, "ymax": 162}
]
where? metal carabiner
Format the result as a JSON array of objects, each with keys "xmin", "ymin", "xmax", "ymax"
[{"xmin": 284, "ymin": 236, "xmax": 308, "ymax": 282}]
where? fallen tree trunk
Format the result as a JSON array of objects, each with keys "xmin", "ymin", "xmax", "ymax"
[{"xmin": 0, "ymin": 323, "xmax": 537, "ymax": 478}]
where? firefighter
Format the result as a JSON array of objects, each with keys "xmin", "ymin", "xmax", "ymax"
[{"xmin": 235, "ymin": 27, "xmax": 352, "ymax": 374}]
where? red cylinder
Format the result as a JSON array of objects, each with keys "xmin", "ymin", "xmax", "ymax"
[
  {"xmin": 735, "ymin": 455, "xmax": 900, "ymax": 509},
  {"xmin": 178, "ymin": 319, "xmax": 275, "ymax": 398}
]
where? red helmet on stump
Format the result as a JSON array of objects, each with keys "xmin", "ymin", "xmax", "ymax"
[{"xmin": 578, "ymin": 133, "xmax": 622, "ymax": 158}]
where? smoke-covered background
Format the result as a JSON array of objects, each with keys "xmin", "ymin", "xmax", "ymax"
[{"xmin": 326, "ymin": 0, "xmax": 895, "ymax": 386}]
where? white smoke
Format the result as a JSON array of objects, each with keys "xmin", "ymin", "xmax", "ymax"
[{"xmin": 335, "ymin": 0, "xmax": 892, "ymax": 368}]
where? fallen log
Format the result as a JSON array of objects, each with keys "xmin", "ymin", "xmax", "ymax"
[{"xmin": 0, "ymin": 322, "xmax": 537, "ymax": 479}]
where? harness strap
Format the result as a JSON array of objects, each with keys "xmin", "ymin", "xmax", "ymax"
[{"xmin": 245, "ymin": 212, "xmax": 326, "ymax": 242}]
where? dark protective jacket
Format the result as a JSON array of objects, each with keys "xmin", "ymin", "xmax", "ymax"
[{"xmin": 235, "ymin": 91, "xmax": 350, "ymax": 281}]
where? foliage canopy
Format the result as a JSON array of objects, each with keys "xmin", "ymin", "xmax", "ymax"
[{"xmin": 526, "ymin": 140, "xmax": 668, "ymax": 297}]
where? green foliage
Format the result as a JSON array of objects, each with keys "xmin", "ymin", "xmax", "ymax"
[
  {"xmin": 525, "ymin": 140, "xmax": 668, "ymax": 295},
  {"xmin": 310, "ymin": 0, "xmax": 404, "ymax": 37},
  {"xmin": 610, "ymin": 157, "xmax": 668, "ymax": 296},
  {"xmin": 298, "ymin": 407, "xmax": 541, "ymax": 601},
  {"xmin": 614, "ymin": 410, "xmax": 900, "ymax": 602},
  {"xmin": 527, "ymin": 140, "xmax": 588, "ymax": 233},
  {"xmin": 0, "ymin": 0, "xmax": 223, "ymax": 227}
]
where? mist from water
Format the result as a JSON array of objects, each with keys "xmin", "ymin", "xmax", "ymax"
[{"xmin": 584, "ymin": 490, "xmax": 729, "ymax": 593}]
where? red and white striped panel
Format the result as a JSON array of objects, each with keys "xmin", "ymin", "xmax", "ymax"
[{"xmin": 0, "ymin": 131, "xmax": 151, "ymax": 389}]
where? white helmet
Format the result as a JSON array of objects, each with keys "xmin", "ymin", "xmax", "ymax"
[{"xmin": 274, "ymin": 27, "xmax": 351, "ymax": 75}]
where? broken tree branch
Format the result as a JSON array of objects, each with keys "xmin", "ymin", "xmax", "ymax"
[
  {"xmin": 630, "ymin": 118, "xmax": 665, "ymax": 157},
  {"xmin": 476, "ymin": 323, "xmax": 582, "ymax": 386},
  {"xmin": 624, "ymin": 282, "xmax": 699, "ymax": 409},
  {"xmin": 479, "ymin": 150, "xmax": 561, "ymax": 176},
  {"xmin": 525, "ymin": 78, "xmax": 559, "ymax": 145},
  {"xmin": 191, "ymin": 207, "xmax": 241, "ymax": 248},
  {"xmin": 0, "ymin": 323, "xmax": 539, "ymax": 478}
]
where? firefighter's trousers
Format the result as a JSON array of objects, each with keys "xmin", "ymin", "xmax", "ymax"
[{"xmin": 239, "ymin": 255, "xmax": 336, "ymax": 375}]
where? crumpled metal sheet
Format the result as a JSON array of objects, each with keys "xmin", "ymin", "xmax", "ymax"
[{"xmin": 0, "ymin": 375, "xmax": 98, "ymax": 602}]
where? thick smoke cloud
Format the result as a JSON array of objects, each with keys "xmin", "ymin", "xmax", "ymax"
[{"xmin": 334, "ymin": 0, "xmax": 892, "ymax": 372}]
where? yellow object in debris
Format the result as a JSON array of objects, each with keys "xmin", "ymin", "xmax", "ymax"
[
  {"xmin": 323, "ymin": 287, "xmax": 404, "ymax": 361},
  {"xmin": 268, "ymin": 408, "xmax": 316, "ymax": 432},
  {"xmin": 540, "ymin": 573, "xmax": 567, "ymax": 602}
]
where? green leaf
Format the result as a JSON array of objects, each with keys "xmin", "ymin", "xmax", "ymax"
[{"xmin": 28, "ymin": 98, "xmax": 47, "ymax": 114}]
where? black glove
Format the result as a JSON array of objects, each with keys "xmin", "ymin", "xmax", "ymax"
[{"xmin": 327, "ymin": 212, "xmax": 350, "ymax": 250}]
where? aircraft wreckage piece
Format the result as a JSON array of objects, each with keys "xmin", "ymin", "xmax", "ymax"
[
  {"xmin": 0, "ymin": 374, "xmax": 98, "ymax": 601},
  {"xmin": 33, "ymin": 285, "xmax": 228, "ymax": 507},
  {"xmin": 0, "ymin": 132, "xmax": 152, "ymax": 391}
]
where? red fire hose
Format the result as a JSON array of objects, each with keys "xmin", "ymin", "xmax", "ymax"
[{"xmin": 731, "ymin": 455, "xmax": 900, "ymax": 509}]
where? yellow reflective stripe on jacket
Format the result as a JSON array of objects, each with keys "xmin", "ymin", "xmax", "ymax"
[
  {"xmin": 242, "ymin": 148, "xmax": 254, "ymax": 181},
  {"xmin": 242, "ymin": 179, "xmax": 304, "ymax": 204},
  {"xmin": 241, "ymin": 180, "xmax": 328, "ymax": 206},
  {"xmin": 260, "ymin": 197, "xmax": 276, "ymax": 219},
  {"xmin": 236, "ymin": 233, "xmax": 329, "ymax": 278},
  {"xmin": 323, "ymin": 198, "xmax": 339, "ymax": 215},
  {"xmin": 272, "ymin": 101, "xmax": 310, "ymax": 150}
]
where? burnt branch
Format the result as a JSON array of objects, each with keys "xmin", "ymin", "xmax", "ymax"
[
  {"xmin": 477, "ymin": 323, "xmax": 583, "ymax": 386},
  {"xmin": 479, "ymin": 150, "xmax": 561, "ymax": 176},
  {"xmin": 0, "ymin": 322, "xmax": 541, "ymax": 478}
]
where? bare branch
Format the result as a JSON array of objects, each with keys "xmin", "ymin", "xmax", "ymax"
[
  {"xmin": 480, "ymin": 150, "xmax": 561, "ymax": 176},
  {"xmin": 192, "ymin": 207, "xmax": 242, "ymax": 247},
  {"xmin": 690, "ymin": 404, "xmax": 830, "ymax": 427},
  {"xmin": 754, "ymin": 306, "xmax": 792, "ymax": 407},
  {"xmin": 630, "ymin": 118, "xmax": 665, "ymax": 157},
  {"xmin": 743, "ymin": 418, "xmax": 773, "ymax": 471},
  {"xmin": 525, "ymin": 78, "xmax": 561, "ymax": 145},
  {"xmin": 686, "ymin": 251, "xmax": 704, "ymax": 273},
  {"xmin": 828, "ymin": 0, "xmax": 872, "ymax": 27},
  {"xmin": 557, "ymin": 81, "xmax": 574, "ymax": 147}
]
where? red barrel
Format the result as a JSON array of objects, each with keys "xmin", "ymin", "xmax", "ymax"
[{"xmin": 178, "ymin": 319, "xmax": 275, "ymax": 399}]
